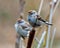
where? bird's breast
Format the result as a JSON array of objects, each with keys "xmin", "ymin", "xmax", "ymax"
[{"xmin": 15, "ymin": 23, "xmax": 18, "ymax": 31}]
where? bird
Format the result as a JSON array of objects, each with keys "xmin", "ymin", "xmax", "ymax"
[
  {"xmin": 27, "ymin": 10, "xmax": 52, "ymax": 27},
  {"xmin": 15, "ymin": 16, "xmax": 32, "ymax": 39}
]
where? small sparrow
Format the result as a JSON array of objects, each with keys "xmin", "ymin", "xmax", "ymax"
[
  {"xmin": 15, "ymin": 16, "xmax": 32, "ymax": 39},
  {"xmin": 27, "ymin": 10, "xmax": 52, "ymax": 27}
]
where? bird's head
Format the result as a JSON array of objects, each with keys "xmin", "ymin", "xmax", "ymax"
[
  {"xmin": 17, "ymin": 13, "xmax": 24, "ymax": 23},
  {"xmin": 28, "ymin": 10, "xmax": 38, "ymax": 15}
]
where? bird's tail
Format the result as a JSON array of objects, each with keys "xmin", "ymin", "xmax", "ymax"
[{"xmin": 38, "ymin": 17, "xmax": 52, "ymax": 26}]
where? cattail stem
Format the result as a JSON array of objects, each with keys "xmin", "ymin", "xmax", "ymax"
[{"xmin": 26, "ymin": 29, "xmax": 35, "ymax": 48}]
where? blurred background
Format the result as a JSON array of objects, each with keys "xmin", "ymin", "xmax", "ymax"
[{"xmin": 0, "ymin": 0, "xmax": 60, "ymax": 48}]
